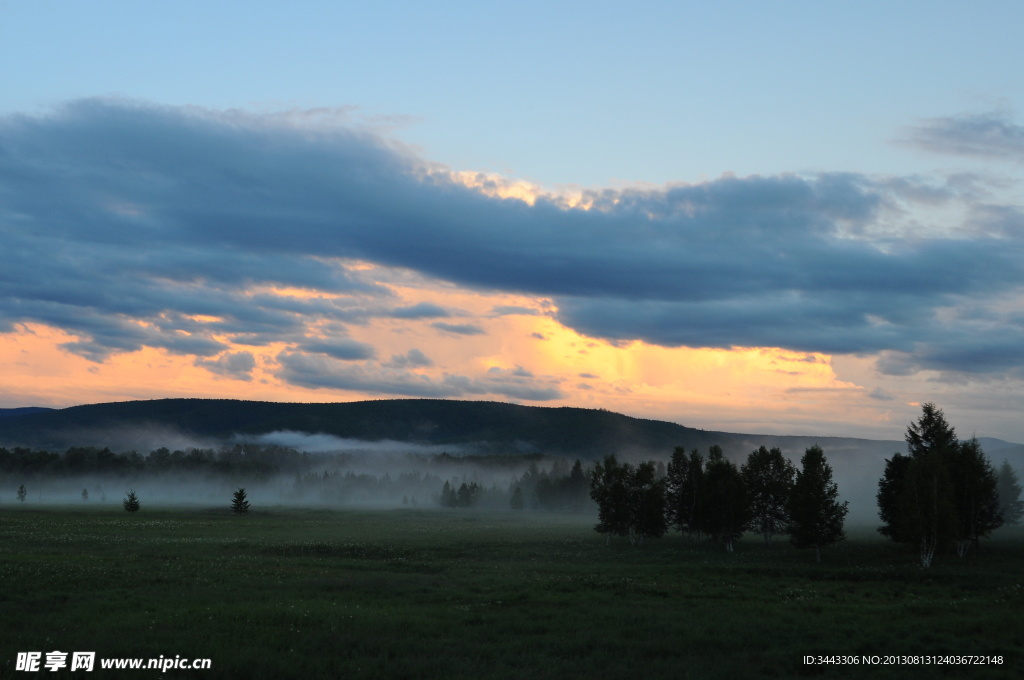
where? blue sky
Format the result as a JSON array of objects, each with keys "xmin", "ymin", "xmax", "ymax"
[
  {"xmin": 6, "ymin": 1, "xmax": 1021, "ymax": 185},
  {"xmin": 3, "ymin": 1, "xmax": 1024, "ymax": 442}
]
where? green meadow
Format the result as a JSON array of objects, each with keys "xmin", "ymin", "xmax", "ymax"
[{"xmin": 1, "ymin": 506, "xmax": 1020, "ymax": 679}]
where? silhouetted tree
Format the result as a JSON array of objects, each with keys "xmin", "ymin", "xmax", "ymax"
[
  {"xmin": 81, "ymin": 488, "xmax": 89, "ymax": 502},
  {"xmin": 665, "ymin": 447, "xmax": 705, "ymax": 538},
  {"xmin": 440, "ymin": 481, "xmax": 457, "ymax": 507},
  {"xmin": 456, "ymin": 482, "xmax": 480, "ymax": 507},
  {"xmin": 590, "ymin": 455, "xmax": 666, "ymax": 546},
  {"xmin": 949, "ymin": 438, "xmax": 1002, "ymax": 556},
  {"xmin": 877, "ymin": 403, "xmax": 1002, "ymax": 567},
  {"xmin": 996, "ymin": 459, "xmax": 1023, "ymax": 526},
  {"xmin": 17, "ymin": 483, "xmax": 26, "ymax": 503},
  {"xmin": 625, "ymin": 461, "xmax": 667, "ymax": 545},
  {"xmin": 877, "ymin": 452, "xmax": 912, "ymax": 542},
  {"xmin": 591, "ymin": 456, "xmax": 630, "ymax": 541},
  {"xmin": 123, "ymin": 490, "xmax": 140, "ymax": 513},
  {"xmin": 700, "ymin": 446, "xmax": 749, "ymax": 552},
  {"xmin": 787, "ymin": 445, "xmax": 847, "ymax": 562},
  {"xmin": 231, "ymin": 487, "xmax": 250, "ymax": 514},
  {"xmin": 741, "ymin": 446, "xmax": 795, "ymax": 543},
  {"xmin": 566, "ymin": 459, "xmax": 590, "ymax": 511}
]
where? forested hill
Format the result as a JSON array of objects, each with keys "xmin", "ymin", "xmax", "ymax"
[
  {"xmin": 0, "ymin": 397, "xmax": 890, "ymax": 459},
  {"xmin": 0, "ymin": 407, "xmax": 55, "ymax": 420},
  {"xmin": 0, "ymin": 398, "xmax": 713, "ymax": 456}
]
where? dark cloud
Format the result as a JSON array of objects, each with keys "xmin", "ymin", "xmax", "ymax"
[
  {"xmin": 384, "ymin": 348, "xmax": 434, "ymax": 368},
  {"xmin": 3, "ymin": 99, "xmax": 1024, "ymax": 381},
  {"xmin": 274, "ymin": 352, "xmax": 563, "ymax": 401},
  {"xmin": 490, "ymin": 305, "xmax": 540, "ymax": 316},
  {"xmin": 904, "ymin": 111, "xmax": 1024, "ymax": 161},
  {"xmin": 300, "ymin": 338, "xmax": 377, "ymax": 361},
  {"xmin": 432, "ymin": 322, "xmax": 486, "ymax": 336},
  {"xmin": 387, "ymin": 302, "xmax": 451, "ymax": 319},
  {"xmin": 195, "ymin": 351, "xmax": 257, "ymax": 381}
]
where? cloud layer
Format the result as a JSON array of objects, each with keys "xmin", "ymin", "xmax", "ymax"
[{"xmin": 3, "ymin": 98, "xmax": 1024, "ymax": 396}]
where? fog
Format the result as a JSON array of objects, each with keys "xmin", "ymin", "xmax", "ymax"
[
  {"xmin": 4, "ymin": 428, "xmax": 1022, "ymax": 534},
  {"xmin": 0, "ymin": 430, "xmax": 571, "ymax": 513}
]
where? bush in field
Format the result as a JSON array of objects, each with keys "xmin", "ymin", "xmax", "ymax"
[
  {"xmin": 232, "ymin": 488, "xmax": 250, "ymax": 514},
  {"xmin": 123, "ymin": 490, "xmax": 140, "ymax": 513}
]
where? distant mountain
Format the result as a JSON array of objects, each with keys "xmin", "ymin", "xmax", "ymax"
[
  {"xmin": 0, "ymin": 407, "xmax": 55, "ymax": 420},
  {"xmin": 1, "ymin": 398, "xmax": 1020, "ymax": 522},
  {"xmin": 0, "ymin": 398, "xmax": 719, "ymax": 456}
]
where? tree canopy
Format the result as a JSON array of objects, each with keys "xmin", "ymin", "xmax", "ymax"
[
  {"xmin": 876, "ymin": 403, "xmax": 1002, "ymax": 567},
  {"xmin": 590, "ymin": 455, "xmax": 667, "ymax": 546},
  {"xmin": 741, "ymin": 446, "xmax": 796, "ymax": 543},
  {"xmin": 787, "ymin": 445, "xmax": 847, "ymax": 562}
]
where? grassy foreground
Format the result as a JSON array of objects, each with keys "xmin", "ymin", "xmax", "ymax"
[{"xmin": 1, "ymin": 506, "xmax": 1020, "ymax": 679}]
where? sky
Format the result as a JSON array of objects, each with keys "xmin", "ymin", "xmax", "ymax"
[{"xmin": 3, "ymin": 1, "xmax": 1024, "ymax": 443}]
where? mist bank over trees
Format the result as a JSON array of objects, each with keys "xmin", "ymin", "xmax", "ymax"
[
  {"xmin": 3, "ymin": 398, "xmax": 1024, "ymax": 523},
  {"xmin": 0, "ymin": 441, "xmax": 582, "ymax": 510}
]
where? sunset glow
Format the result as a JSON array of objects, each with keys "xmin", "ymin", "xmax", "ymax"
[{"xmin": 4, "ymin": 3, "xmax": 1024, "ymax": 442}]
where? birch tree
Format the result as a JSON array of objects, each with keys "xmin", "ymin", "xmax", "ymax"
[
  {"xmin": 876, "ymin": 403, "xmax": 1002, "ymax": 567},
  {"xmin": 665, "ymin": 447, "xmax": 704, "ymax": 538},
  {"xmin": 741, "ymin": 446, "xmax": 795, "ymax": 543},
  {"xmin": 787, "ymin": 445, "xmax": 847, "ymax": 562},
  {"xmin": 700, "ymin": 446, "xmax": 748, "ymax": 552}
]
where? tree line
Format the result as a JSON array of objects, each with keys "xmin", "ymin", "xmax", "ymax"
[
  {"xmin": 590, "ymin": 443, "xmax": 847, "ymax": 561},
  {"xmin": 0, "ymin": 443, "xmax": 310, "ymax": 477},
  {"xmin": 588, "ymin": 403, "xmax": 1022, "ymax": 565}
]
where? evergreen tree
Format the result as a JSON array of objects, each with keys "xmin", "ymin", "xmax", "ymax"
[
  {"xmin": 876, "ymin": 453, "xmax": 911, "ymax": 542},
  {"xmin": 510, "ymin": 485, "xmax": 524, "ymax": 510},
  {"xmin": 81, "ymin": 488, "xmax": 89, "ymax": 502},
  {"xmin": 787, "ymin": 445, "xmax": 848, "ymax": 562},
  {"xmin": 231, "ymin": 487, "xmax": 250, "ymax": 514},
  {"xmin": 440, "ymin": 480, "xmax": 457, "ymax": 507},
  {"xmin": 996, "ymin": 460, "xmax": 1023, "ymax": 525},
  {"xmin": 566, "ymin": 459, "xmax": 590, "ymax": 511},
  {"xmin": 700, "ymin": 446, "xmax": 749, "ymax": 552},
  {"xmin": 591, "ymin": 455, "xmax": 631, "ymax": 540},
  {"xmin": 123, "ymin": 490, "xmax": 140, "ymax": 513},
  {"xmin": 876, "ymin": 403, "xmax": 1002, "ymax": 567},
  {"xmin": 456, "ymin": 482, "xmax": 480, "ymax": 507},
  {"xmin": 741, "ymin": 446, "xmax": 796, "ymax": 543},
  {"xmin": 17, "ymin": 483, "xmax": 26, "ymax": 503}
]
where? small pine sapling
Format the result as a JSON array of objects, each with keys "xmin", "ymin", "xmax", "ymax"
[
  {"xmin": 123, "ymin": 490, "xmax": 141, "ymax": 513},
  {"xmin": 231, "ymin": 487, "xmax": 250, "ymax": 514}
]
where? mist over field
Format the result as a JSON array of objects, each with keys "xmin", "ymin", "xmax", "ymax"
[{"xmin": 3, "ymin": 399, "xmax": 1023, "ymax": 531}]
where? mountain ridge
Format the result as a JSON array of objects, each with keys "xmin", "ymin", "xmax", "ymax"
[{"xmin": 1, "ymin": 398, "xmax": 1021, "ymax": 466}]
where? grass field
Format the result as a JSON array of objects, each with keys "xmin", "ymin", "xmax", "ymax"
[{"xmin": 1, "ymin": 505, "xmax": 1020, "ymax": 679}]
